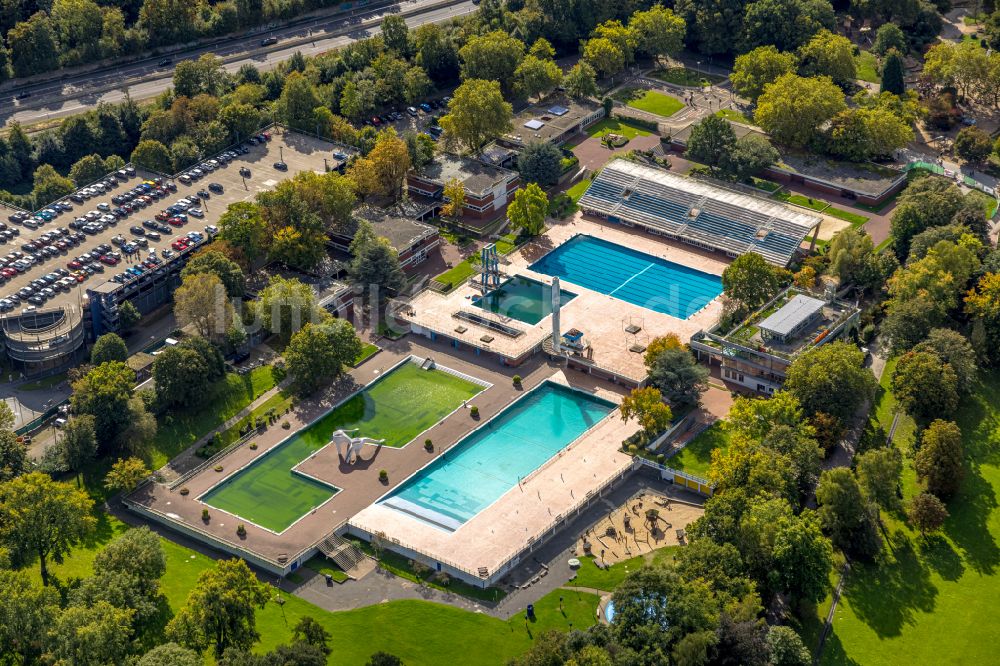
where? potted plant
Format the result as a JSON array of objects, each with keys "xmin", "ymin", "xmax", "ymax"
[
  {"xmin": 214, "ymin": 465, "xmax": 224, "ymax": 472},
  {"xmin": 179, "ymin": 487, "xmax": 190, "ymax": 496},
  {"xmin": 469, "ymin": 405, "xmax": 479, "ymax": 418},
  {"xmin": 201, "ymin": 508, "xmax": 210, "ymax": 522},
  {"xmin": 236, "ymin": 524, "xmax": 247, "ymax": 538},
  {"xmin": 512, "ymin": 374, "xmax": 522, "ymax": 387},
  {"xmin": 379, "ymin": 469, "xmax": 388, "ymax": 483},
  {"xmin": 424, "ymin": 439, "xmax": 434, "ymax": 452}
]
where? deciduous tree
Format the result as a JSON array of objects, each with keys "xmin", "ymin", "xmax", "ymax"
[
  {"xmin": 907, "ymin": 492, "xmax": 948, "ymax": 536},
  {"xmin": 508, "ymin": 183, "xmax": 548, "ymax": 236},
  {"xmin": 515, "ymin": 55, "xmax": 563, "ymax": 100},
  {"xmin": 285, "ymin": 321, "xmax": 362, "ymax": 395},
  {"xmin": 915, "ymin": 419, "xmax": 964, "ymax": 500},
  {"xmin": 458, "ymin": 30, "xmax": 525, "ymax": 91},
  {"xmin": 797, "ymin": 29, "xmax": 857, "ymax": 87},
  {"xmin": 731, "ymin": 46, "xmax": 799, "ymax": 102},
  {"xmin": 0, "ymin": 569, "xmax": 60, "ymax": 665},
  {"xmin": 0, "ymin": 472, "xmax": 95, "ymax": 585},
  {"xmin": 563, "ymin": 62, "xmax": 599, "ymax": 100},
  {"xmin": 104, "ymin": 457, "xmax": 151, "ymax": 494},
  {"xmin": 721, "ymin": 252, "xmax": 786, "ymax": 308},
  {"xmin": 784, "ymin": 341, "xmax": 877, "ymax": 421},
  {"xmin": 91, "ymin": 332, "xmax": 128, "ymax": 365},
  {"xmin": 619, "ymin": 386, "xmax": 673, "ymax": 437},
  {"xmin": 891, "ymin": 351, "xmax": 960, "ymax": 423},
  {"xmin": 439, "ymin": 79, "xmax": 512, "ymax": 153},
  {"xmin": 71, "ymin": 361, "xmax": 134, "ymax": 446},
  {"xmin": 130, "ymin": 139, "xmax": 173, "ymax": 174},
  {"xmin": 518, "ymin": 141, "xmax": 563, "ymax": 186},
  {"xmin": 815, "ymin": 467, "xmax": 882, "ymax": 560},
  {"xmin": 174, "ymin": 273, "xmax": 233, "ymax": 342},
  {"xmin": 754, "ymin": 74, "xmax": 846, "ymax": 147},
  {"xmin": 629, "ymin": 5, "xmax": 686, "ymax": 64},
  {"xmin": 219, "ymin": 202, "xmax": 268, "ymax": 263},
  {"xmin": 182, "ymin": 250, "xmax": 246, "ymax": 297}
]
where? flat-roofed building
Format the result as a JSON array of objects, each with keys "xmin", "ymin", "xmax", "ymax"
[
  {"xmin": 328, "ymin": 203, "xmax": 441, "ymax": 271},
  {"xmin": 500, "ymin": 96, "xmax": 606, "ymax": 148},
  {"xmin": 407, "ymin": 154, "xmax": 519, "ymax": 222}
]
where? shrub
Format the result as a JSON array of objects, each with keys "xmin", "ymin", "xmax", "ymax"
[
  {"xmin": 249, "ymin": 443, "xmax": 258, "ymax": 450},
  {"xmin": 236, "ymin": 524, "xmax": 247, "ymax": 537},
  {"xmin": 424, "ymin": 439, "xmax": 434, "ymax": 452},
  {"xmin": 627, "ymin": 444, "xmax": 639, "ymax": 455},
  {"xmin": 282, "ymin": 421, "xmax": 291, "ymax": 429},
  {"xmin": 214, "ymin": 465, "xmax": 224, "ymax": 472},
  {"xmin": 179, "ymin": 487, "xmax": 190, "ymax": 496},
  {"xmin": 202, "ymin": 508, "xmax": 210, "ymax": 521},
  {"xmin": 379, "ymin": 469, "xmax": 388, "ymax": 482},
  {"xmin": 469, "ymin": 405, "xmax": 479, "ymax": 417},
  {"xmin": 513, "ymin": 374, "xmax": 522, "ymax": 386}
]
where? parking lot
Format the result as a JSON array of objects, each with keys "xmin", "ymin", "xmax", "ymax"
[{"xmin": 0, "ymin": 129, "xmax": 333, "ymax": 314}]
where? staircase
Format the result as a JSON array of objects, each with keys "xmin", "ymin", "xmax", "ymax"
[
  {"xmin": 420, "ymin": 357, "xmax": 436, "ymax": 370},
  {"xmin": 317, "ymin": 533, "xmax": 366, "ymax": 574}
]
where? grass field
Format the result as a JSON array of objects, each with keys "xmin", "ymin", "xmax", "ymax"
[
  {"xmin": 715, "ymin": 108, "xmax": 755, "ymax": 125},
  {"xmin": 566, "ymin": 178, "xmax": 592, "ymax": 203},
  {"xmin": 572, "ymin": 547, "xmax": 680, "ymax": 591},
  {"xmin": 585, "ymin": 118, "xmax": 653, "ymax": 140},
  {"xmin": 773, "ymin": 192, "xmax": 870, "ymax": 227},
  {"xmin": 353, "ymin": 343, "xmax": 379, "ymax": 366},
  {"xmin": 667, "ymin": 422, "xmax": 729, "ymax": 477},
  {"xmin": 201, "ymin": 361, "xmax": 485, "ymax": 532},
  {"xmin": 30, "ymin": 507, "xmax": 599, "ymax": 665},
  {"xmin": 806, "ymin": 367, "xmax": 1000, "ymax": 665},
  {"xmin": 148, "ymin": 366, "xmax": 278, "ymax": 468},
  {"xmin": 856, "ymin": 51, "xmax": 880, "ymax": 84},
  {"xmin": 616, "ymin": 88, "xmax": 684, "ymax": 118},
  {"xmin": 18, "ymin": 372, "xmax": 67, "ymax": 391}
]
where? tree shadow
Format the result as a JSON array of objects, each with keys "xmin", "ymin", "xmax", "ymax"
[
  {"xmin": 917, "ymin": 534, "xmax": 965, "ymax": 582},
  {"xmin": 816, "ymin": 628, "xmax": 864, "ymax": 666},
  {"xmin": 840, "ymin": 530, "xmax": 938, "ymax": 638},
  {"xmin": 942, "ymin": 462, "xmax": 999, "ymax": 576}
]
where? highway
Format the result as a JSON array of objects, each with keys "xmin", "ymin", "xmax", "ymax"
[{"xmin": 1, "ymin": 0, "xmax": 476, "ymax": 128}]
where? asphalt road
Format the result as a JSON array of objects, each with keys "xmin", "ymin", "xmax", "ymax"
[{"xmin": 1, "ymin": 0, "xmax": 476, "ymax": 128}]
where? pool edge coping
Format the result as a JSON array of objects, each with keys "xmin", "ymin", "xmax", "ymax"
[{"xmin": 195, "ymin": 354, "xmax": 493, "ymax": 536}]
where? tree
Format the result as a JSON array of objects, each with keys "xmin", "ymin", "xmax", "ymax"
[
  {"xmin": 721, "ymin": 252, "xmax": 785, "ymax": 308},
  {"xmin": 172, "ymin": 54, "xmax": 227, "ymax": 98},
  {"xmin": 7, "ymin": 12, "xmax": 59, "ymax": 77},
  {"xmin": 913, "ymin": 328, "xmax": 977, "ymax": 393},
  {"xmin": 629, "ymin": 5, "xmax": 686, "ymax": 63},
  {"xmin": 955, "ymin": 126, "xmax": 993, "ymax": 164},
  {"xmin": 31, "ymin": 164, "xmax": 75, "ymax": 207},
  {"xmin": 293, "ymin": 616, "xmax": 332, "ymax": 655},
  {"xmin": 286, "ymin": 320, "xmax": 362, "ymax": 395},
  {"xmin": 686, "ymin": 115, "xmax": 737, "ymax": 174},
  {"xmin": 798, "ymin": 30, "xmax": 857, "ymax": 87},
  {"xmin": 256, "ymin": 276, "xmax": 324, "ymax": 339},
  {"xmin": 352, "ymin": 130, "xmax": 411, "ymax": 198},
  {"xmin": 153, "ymin": 344, "xmax": 214, "ymax": 408},
  {"xmin": 414, "ymin": 23, "xmax": 458, "ymax": 83},
  {"xmin": 69, "ymin": 153, "xmax": 111, "ymax": 186},
  {"xmin": 381, "ymin": 15, "xmax": 410, "ymax": 56},
  {"xmin": 563, "ymin": 62, "xmax": 599, "ymax": 100},
  {"xmin": 873, "ymin": 22, "xmax": 907, "ymax": 56},
  {"xmin": 727, "ymin": 134, "xmax": 779, "ymax": 181},
  {"xmin": 440, "ymin": 179, "xmax": 465, "ymax": 219},
  {"xmin": 891, "ymin": 351, "xmax": 959, "ymax": 423},
  {"xmin": 277, "ymin": 72, "xmax": 322, "ymax": 131},
  {"xmin": 828, "ymin": 227, "xmax": 885, "ymax": 290},
  {"xmin": 856, "ymin": 445, "xmax": 903, "ymax": 513},
  {"xmin": 583, "ymin": 37, "xmax": 625, "ymax": 79},
  {"xmin": 131, "ymin": 139, "xmax": 173, "ymax": 173},
  {"xmin": 139, "ymin": 0, "xmax": 198, "ymax": 46},
  {"xmin": 439, "ymin": 79, "xmax": 512, "ymax": 153},
  {"xmin": 731, "ymin": 46, "xmax": 799, "ymax": 102},
  {"xmin": 174, "ymin": 273, "xmax": 233, "ymax": 342},
  {"xmin": 767, "ymin": 626, "xmax": 812, "ymax": 666},
  {"xmin": 0, "ymin": 429, "xmax": 30, "ymax": 483},
  {"xmin": 71, "ymin": 361, "xmax": 134, "ymax": 446},
  {"xmin": 0, "ymin": 472, "xmax": 95, "ymax": 585},
  {"xmin": 619, "ymin": 387, "xmax": 673, "ymax": 437},
  {"xmin": 104, "ymin": 457, "xmax": 151, "ymax": 494},
  {"xmin": 965, "ymin": 271, "xmax": 1000, "ymax": 365},
  {"xmin": 182, "ymin": 251, "xmax": 246, "ymax": 297},
  {"xmin": 48, "ymin": 600, "xmax": 134, "ymax": 666},
  {"xmin": 0, "ymin": 569, "xmax": 60, "ymax": 665},
  {"xmin": 754, "ymin": 74, "xmax": 846, "ymax": 147},
  {"xmin": 458, "ymin": 30, "xmax": 525, "ymax": 91},
  {"xmin": 57, "ymin": 415, "xmax": 98, "ymax": 484},
  {"xmin": 521, "ymin": 139, "xmax": 571, "ymax": 187},
  {"xmin": 167, "ymin": 558, "xmax": 270, "ymax": 657},
  {"xmin": 350, "ymin": 232, "xmax": 406, "ymax": 301},
  {"xmin": 508, "ymin": 183, "xmax": 548, "ymax": 236},
  {"xmin": 119, "ymin": 300, "xmax": 141, "ymax": 331},
  {"xmin": 907, "ymin": 492, "xmax": 949, "ymax": 537},
  {"xmin": 815, "ymin": 467, "xmax": 882, "ymax": 560},
  {"xmin": 90, "ymin": 332, "xmax": 128, "ymax": 365},
  {"xmin": 784, "ymin": 341, "xmax": 876, "ymax": 421},
  {"xmin": 218, "ymin": 103, "xmax": 262, "ymax": 143},
  {"xmin": 674, "ymin": 0, "xmax": 745, "ymax": 56},
  {"xmin": 880, "ymin": 50, "xmax": 906, "ymax": 95},
  {"xmin": 339, "ymin": 80, "xmax": 375, "ymax": 123},
  {"xmin": 915, "ymin": 419, "xmax": 964, "ymax": 500},
  {"xmin": 826, "ymin": 107, "xmax": 913, "ymax": 161},
  {"xmin": 740, "ymin": 0, "xmax": 832, "ymax": 52},
  {"xmin": 404, "ymin": 66, "xmax": 432, "ymax": 104},
  {"xmin": 515, "ymin": 55, "xmax": 563, "ymax": 101},
  {"xmin": 219, "ymin": 202, "xmax": 268, "ymax": 264},
  {"xmin": 139, "ymin": 643, "xmax": 203, "ymax": 666},
  {"xmin": 645, "ymin": 342, "xmax": 709, "ymax": 408}
]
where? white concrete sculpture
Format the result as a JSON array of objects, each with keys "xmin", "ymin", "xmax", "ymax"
[{"xmin": 329, "ymin": 428, "xmax": 385, "ymax": 464}]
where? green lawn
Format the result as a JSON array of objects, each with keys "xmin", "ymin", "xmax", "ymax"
[
  {"xmin": 202, "ymin": 361, "xmax": 485, "ymax": 532},
  {"xmin": 566, "ymin": 178, "xmax": 593, "ymax": 203},
  {"xmin": 651, "ymin": 67, "xmax": 725, "ymax": 87},
  {"xmin": 715, "ymin": 108, "xmax": 755, "ymax": 125},
  {"xmin": 617, "ymin": 88, "xmax": 683, "ymax": 118},
  {"xmin": 585, "ymin": 118, "xmax": 653, "ymax": 140},
  {"xmin": 572, "ymin": 547, "xmax": 680, "ymax": 591},
  {"xmin": 434, "ymin": 257, "xmax": 479, "ymax": 290},
  {"xmin": 856, "ymin": 50, "xmax": 880, "ymax": 84},
  {"xmin": 808, "ymin": 368, "xmax": 1000, "ymax": 665},
  {"xmin": 773, "ymin": 192, "xmax": 869, "ymax": 227},
  {"xmin": 301, "ymin": 555, "xmax": 350, "ymax": 582},
  {"xmin": 353, "ymin": 343, "xmax": 379, "ymax": 367},
  {"xmin": 148, "ymin": 366, "xmax": 278, "ymax": 468},
  {"xmin": 667, "ymin": 422, "xmax": 729, "ymax": 477},
  {"xmin": 30, "ymin": 507, "xmax": 599, "ymax": 665},
  {"xmin": 18, "ymin": 372, "xmax": 67, "ymax": 391}
]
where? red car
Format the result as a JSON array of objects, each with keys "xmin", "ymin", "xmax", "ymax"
[
  {"xmin": 99, "ymin": 255, "xmax": 118, "ymax": 266},
  {"xmin": 67, "ymin": 259, "xmax": 82, "ymax": 269},
  {"xmin": 167, "ymin": 217, "xmax": 185, "ymax": 227},
  {"xmin": 155, "ymin": 212, "xmax": 169, "ymax": 221},
  {"xmin": 262, "ymin": 131, "xmax": 271, "ymax": 140}
]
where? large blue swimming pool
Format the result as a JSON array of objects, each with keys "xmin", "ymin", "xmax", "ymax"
[
  {"xmin": 380, "ymin": 382, "xmax": 614, "ymax": 531},
  {"xmin": 529, "ymin": 234, "xmax": 723, "ymax": 319}
]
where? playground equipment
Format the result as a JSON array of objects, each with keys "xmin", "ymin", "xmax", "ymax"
[{"xmin": 329, "ymin": 429, "xmax": 385, "ymax": 464}]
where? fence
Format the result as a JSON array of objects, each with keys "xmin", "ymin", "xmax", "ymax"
[
  {"xmin": 167, "ymin": 429, "xmax": 257, "ymax": 490},
  {"xmin": 903, "ymin": 160, "xmax": 998, "ymax": 201},
  {"xmin": 634, "ymin": 457, "xmax": 714, "ymax": 497}
]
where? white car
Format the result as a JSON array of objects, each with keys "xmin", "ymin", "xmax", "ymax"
[
  {"xmin": 97, "ymin": 203, "xmax": 110, "ymax": 211},
  {"xmin": 188, "ymin": 208, "xmax": 204, "ymax": 218},
  {"xmin": 205, "ymin": 225, "xmax": 218, "ymax": 235}
]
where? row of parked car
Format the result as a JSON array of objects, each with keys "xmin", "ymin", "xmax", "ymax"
[{"xmin": 177, "ymin": 140, "xmax": 259, "ymax": 184}]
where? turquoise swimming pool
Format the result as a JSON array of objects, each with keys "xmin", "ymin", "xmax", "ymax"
[
  {"xmin": 381, "ymin": 382, "xmax": 614, "ymax": 531},
  {"xmin": 472, "ymin": 275, "xmax": 577, "ymax": 325},
  {"xmin": 529, "ymin": 234, "xmax": 723, "ymax": 319}
]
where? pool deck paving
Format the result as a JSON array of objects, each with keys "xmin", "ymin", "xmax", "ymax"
[
  {"xmin": 127, "ymin": 332, "xmax": 636, "ymax": 568},
  {"xmin": 404, "ymin": 213, "xmax": 728, "ymax": 384}
]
